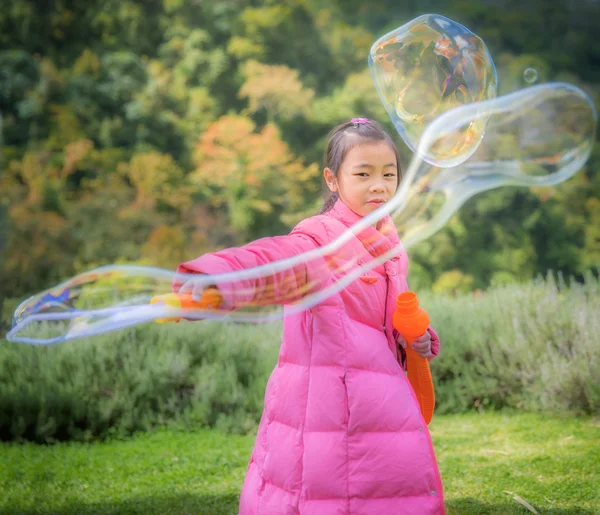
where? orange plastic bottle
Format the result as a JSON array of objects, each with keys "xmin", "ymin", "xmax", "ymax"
[
  {"xmin": 392, "ymin": 291, "xmax": 435, "ymax": 424},
  {"xmin": 150, "ymin": 288, "xmax": 222, "ymax": 323}
]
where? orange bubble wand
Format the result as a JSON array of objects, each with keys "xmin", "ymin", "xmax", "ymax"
[
  {"xmin": 150, "ymin": 288, "xmax": 222, "ymax": 323},
  {"xmin": 392, "ymin": 291, "xmax": 435, "ymax": 424}
]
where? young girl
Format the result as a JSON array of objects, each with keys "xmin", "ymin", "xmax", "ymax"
[{"xmin": 177, "ymin": 119, "xmax": 445, "ymax": 515}]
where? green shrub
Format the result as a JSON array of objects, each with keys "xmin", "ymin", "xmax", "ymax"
[
  {"xmin": 0, "ymin": 321, "xmax": 280, "ymax": 442},
  {"xmin": 1, "ymin": 274, "xmax": 598, "ymax": 442},
  {"xmin": 424, "ymin": 272, "xmax": 600, "ymax": 416}
]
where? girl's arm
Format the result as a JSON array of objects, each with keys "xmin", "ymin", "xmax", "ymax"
[{"xmin": 175, "ymin": 226, "xmax": 324, "ymax": 311}]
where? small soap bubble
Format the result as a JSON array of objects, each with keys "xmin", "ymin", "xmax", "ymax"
[{"xmin": 523, "ymin": 67, "xmax": 538, "ymax": 84}]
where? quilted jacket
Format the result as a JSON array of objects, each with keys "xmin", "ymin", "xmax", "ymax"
[{"xmin": 177, "ymin": 199, "xmax": 445, "ymax": 515}]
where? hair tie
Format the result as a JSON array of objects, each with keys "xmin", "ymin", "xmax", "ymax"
[{"xmin": 350, "ymin": 117, "xmax": 371, "ymax": 125}]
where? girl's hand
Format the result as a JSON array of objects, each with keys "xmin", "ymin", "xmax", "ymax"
[
  {"xmin": 177, "ymin": 274, "xmax": 209, "ymax": 302},
  {"xmin": 397, "ymin": 331, "xmax": 432, "ymax": 358}
]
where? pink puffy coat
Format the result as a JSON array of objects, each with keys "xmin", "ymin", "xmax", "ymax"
[{"xmin": 177, "ymin": 200, "xmax": 445, "ymax": 515}]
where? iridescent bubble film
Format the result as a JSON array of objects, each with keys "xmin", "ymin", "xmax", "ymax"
[
  {"xmin": 7, "ymin": 81, "xmax": 596, "ymax": 345},
  {"xmin": 392, "ymin": 82, "xmax": 597, "ymax": 246},
  {"xmin": 369, "ymin": 14, "xmax": 498, "ymax": 167}
]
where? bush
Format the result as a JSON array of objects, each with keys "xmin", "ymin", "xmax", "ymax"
[
  {"xmin": 1, "ymin": 274, "xmax": 598, "ymax": 442},
  {"xmin": 424, "ymin": 272, "xmax": 600, "ymax": 416},
  {"xmin": 0, "ymin": 321, "xmax": 280, "ymax": 442}
]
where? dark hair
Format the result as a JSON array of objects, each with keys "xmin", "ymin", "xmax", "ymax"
[{"xmin": 319, "ymin": 119, "xmax": 403, "ymax": 213}]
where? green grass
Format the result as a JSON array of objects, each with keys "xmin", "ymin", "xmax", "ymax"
[{"xmin": 0, "ymin": 413, "xmax": 598, "ymax": 514}]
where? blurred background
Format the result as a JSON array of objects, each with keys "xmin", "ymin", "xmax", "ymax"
[
  {"xmin": 0, "ymin": 0, "xmax": 599, "ymax": 453},
  {"xmin": 1, "ymin": 0, "xmax": 599, "ymax": 333}
]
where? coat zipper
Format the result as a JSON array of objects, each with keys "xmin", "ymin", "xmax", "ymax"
[
  {"xmin": 383, "ymin": 274, "xmax": 389, "ymax": 334},
  {"xmin": 384, "ymin": 270, "xmax": 401, "ymax": 363}
]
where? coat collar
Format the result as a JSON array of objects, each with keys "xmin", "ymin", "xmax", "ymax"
[{"xmin": 329, "ymin": 199, "xmax": 401, "ymax": 260}]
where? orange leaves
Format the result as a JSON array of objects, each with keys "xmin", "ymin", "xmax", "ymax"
[
  {"xmin": 195, "ymin": 115, "xmax": 317, "ymax": 194},
  {"xmin": 62, "ymin": 139, "xmax": 94, "ymax": 177},
  {"xmin": 8, "ymin": 150, "xmax": 52, "ymax": 205},
  {"xmin": 6, "ymin": 139, "xmax": 94, "ymax": 207},
  {"xmin": 194, "ymin": 115, "xmax": 315, "ymax": 188},
  {"xmin": 193, "ymin": 115, "xmax": 319, "ymax": 239},
  {"xmin": 193, "ymin": 115, "xmax": 254, "ymax": 188}
]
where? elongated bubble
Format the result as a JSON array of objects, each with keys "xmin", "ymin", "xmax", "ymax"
[
  {"xmin": 369, "ymin": 14, "xmax": 498, "ymax": 168},
  {"xmin": 7, "ymin": 82, "xmax": 596, "ymax": 345},
  {"xmin": 394, "ymin": 82, "xmax": 597, "ymax": 247}
]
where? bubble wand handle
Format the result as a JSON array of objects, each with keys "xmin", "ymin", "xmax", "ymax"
[
  {"xmin": 150, "ymin": 288, "xmax": 222, "ymax": 323},
  {"xmin": 392, "ymin": 292, "xmax": 435, "ymax": 424}
]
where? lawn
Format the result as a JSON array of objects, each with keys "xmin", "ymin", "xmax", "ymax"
[{"xmin": 0, "ymin": 412, "xmax": 598, "ymax": 515}]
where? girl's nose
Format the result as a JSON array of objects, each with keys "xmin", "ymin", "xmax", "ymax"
[{"xmin": 370, "ymin": 181, "xmax": 385, "ymax": 192}]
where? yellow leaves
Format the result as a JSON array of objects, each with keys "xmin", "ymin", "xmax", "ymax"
[
  {"xmin": 187, "ymin": 87, "xmax": 216, "ymax": 119},
  {"xmin": 9, "ymin": 204, "xmax": 65, "ymax": 232},
  {"xmin": 585, "ymin": 196, "xmax": 600, "ymax": 214},
  {"xmin": 7, "ymin": 140, "xmax": 94, "ymax": 206},
  {"xmin": 5, "ymin": 205, "xmax": 70, "ymax": 279},
  {"xmin": 73, "ymin": 49, "xmax": 102, "ymax": 77},
  {"xmin": 121, "ymin": 151, "xmax": 187, "ymax": 209},
  {"xmin": 141, "ymin": 221, "xmax": 212, "ymax": 268},
  {"xmin": 141, "ymin": 225, "xmax": 188, "ymax": 269},
  {"xmin": 250, "ymin": 199, "xmax": 273, "ymax": 214},
  {"xmin": 10, "ymin": 150, "xmax": 52, "ymax": 205},
  {"xmin": 39, "ymin": 57, "xmax": 63, "ymax": 91},
  {"xmin": 311, "ymin": 68, "xmax": 387, "ymax": 123},
  {"xmin": 432, "ymin": 270, "xmax": 475, "ymax": 296},
  {"xmin": 162, "ymin": 0, "xmax": 186, "ymax": 14},
  {"xmin": 47, "ymin": 104, "xmax": 82, "ymax": 149},
  {"xmin": 530, "ymin": 186, "xmax": 556, "ymax": 201},
  {"xmin": 145, "ymin": 60, "xmax": 174, "ymax": 99},
  {"xmin": 227, "ymin": 36, "xmax": 264, "ymax": 60},
  {"xmin": 239, "ymin": 60, "xmax": 315, "ymax": 120},
  {"xmin": 62, "ymin": 139, "xmax": 94, "ymax": 177},
  {"xmin": 246, "ymin": 124, "xmax": 296, "ymax": 176},
  {"xmin": 239, "ymin": 6, "xmax": 291, "ymax": 40},
  {"xmin": 313, "ymin": 11, "xmax": 373, "ymax": 70}
]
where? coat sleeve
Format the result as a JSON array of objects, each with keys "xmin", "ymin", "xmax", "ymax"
[
  {"xmin": 175, "ymin": 221, "xmax": 326, "ymax": 310},
  {"xmin": 427, "ymin": 326, "xmax": 441, "ymax": 360}
]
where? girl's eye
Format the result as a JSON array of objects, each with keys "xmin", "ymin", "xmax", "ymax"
[
  {"xmin": 355, "ymin": 173, "xmax": 369, "ymax": 177},
  {"xmin": 385, "ymin": 174, "xmax": 397, "ymax": 178}
]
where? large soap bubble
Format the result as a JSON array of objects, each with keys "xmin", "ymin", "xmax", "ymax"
[{"xmin": 369, "ymin": 14, "xmax": 498, "ymax": 168}]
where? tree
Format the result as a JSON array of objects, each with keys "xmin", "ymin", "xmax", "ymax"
[
  {"xmin": 0, "ymin": 50, "xmax": 41, "ymax": 147},
  {"xmin": 193, "ymin": 115, "xmax": 319, "ymax": 243},
  {"xmin": 310, "ymin": 68, "xmax": 389, "ymax": 125},
  {"xmin": 230, "ymin": 1, "xmax": 342, "ymax": 92},
  {"xmin": 239, "ymin": 60, "xmax": 315, "ymax": 122},
  {"xmin": 120, "ymin": 151, "xmax": 187, "ymax": 210}
]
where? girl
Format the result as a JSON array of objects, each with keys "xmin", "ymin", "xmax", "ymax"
[{"xmin": 177, "ymin": 118, "xmax": 445, "ymax": 515}]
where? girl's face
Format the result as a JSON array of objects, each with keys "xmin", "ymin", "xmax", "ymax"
[{"xmin": 324, "ymin": 140, "xmax": 399, "ymax": 217}]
